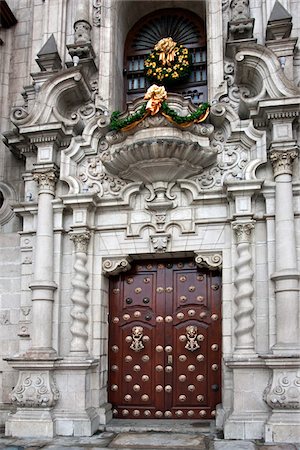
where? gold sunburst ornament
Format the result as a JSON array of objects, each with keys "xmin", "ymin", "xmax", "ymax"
[{"xmin": 144, "ymin": 37, "xmax": 191, "ymax": 84}]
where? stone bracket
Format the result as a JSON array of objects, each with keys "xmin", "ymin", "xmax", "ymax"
[
  {"xmin": 102, "ymin": 255, "xmax": 132, "ymax": 276},
  {"xmin": 194, "ymin": 251, "xmax": 222, "ymax": 270}
]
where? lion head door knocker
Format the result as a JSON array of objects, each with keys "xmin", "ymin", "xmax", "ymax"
[
  {"xmin": 130, "ymin": 326, "xmax": 145, "ymax": 352},
  {"xmin": 185, "ymin": 325, "xmax": 200, "ymax": 352}
]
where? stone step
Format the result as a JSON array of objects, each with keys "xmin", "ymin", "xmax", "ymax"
[{"xmin": 103, "ymin": 419, "xmax": 213, "ymax": 435}]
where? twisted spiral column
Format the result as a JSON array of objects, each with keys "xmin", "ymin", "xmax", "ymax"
[
  {"xmin": 233, "ymin": 221, "xmax": 255, "ymax": 354},
  {"xmin": 69, "ymin": 231, "xmax": 91, "ymax": 356}
]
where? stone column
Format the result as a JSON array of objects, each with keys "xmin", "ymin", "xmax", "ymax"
[
  {"xmin": 263, "ymin": 147, "xmax": 300, "ymax": 443},
  {"xmin": 232, "ymin": 221, "xmax": 255, "ymax": 354},
  {"xmin": 29, "ymin": 167, "xmax": 58, "ymax": 355},
  {"xmin": 269, "ymin": 148, "xmax": 300, "ymax": 354},
  {"xmin": 69, "ymin": 231, "xmax": 91, "ymax": 358}
]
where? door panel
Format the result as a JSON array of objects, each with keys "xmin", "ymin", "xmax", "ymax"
[{"xmin": 108, "ymin": 259, "xmax": 222, "ymax": 419}]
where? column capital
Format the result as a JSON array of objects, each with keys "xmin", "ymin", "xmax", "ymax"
[
  {"xmin": 69, "ymin": 231, "xmax": 91, "ymax": 253},
  {"xmin": 232, "ymin": 221, "xmax": 255, "ymax": 244},
  {"xmin": 32, "ymin": 167, "xmax": 59, "ymax": 195},
  {"xmin": 269, "ymin": 148, "xmax": 298, "ymax": 177}
]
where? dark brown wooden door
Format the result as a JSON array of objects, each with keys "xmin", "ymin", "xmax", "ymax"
[{"xmin": 109, "ymin": 259, "xmax": 221, "ymax": 419}]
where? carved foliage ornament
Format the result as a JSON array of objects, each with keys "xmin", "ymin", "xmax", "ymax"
[
  {"xmin": 270, "ymin": 149, "xmax": 298, "ymax": 177},
  {"xmin": 33, "ymin": 171, "xmax": 57, "ymax": 194},
  {"xmin": 233, "ymin": 222, "xmax": 254, "ymax": 244},
  {"xmin": 195, "ymin": 252, "xmax": 222, "ymax": 270},
  {"xmin": 264, "ymin": 371, "xmax": 300, "ymax": 409},
  {"xmin": 70, "ymin": 232, "xmax": 91, "ymax": 253},
  {"xmin": 11, "ymin": 371, "xmax": 59, "ymax": 408}
]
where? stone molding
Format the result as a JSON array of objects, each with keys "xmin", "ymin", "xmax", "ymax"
[
  {"xmin": 11, "ymin": 371, "xmax": 59, "ymax": 408},
  {"xmin": 264, "ymin": 370, "xmax": 300, "ymax": 409},
  {"xmin": 102, "ymin": 255, "xmax": 132, "ymax": 276},
  {"xmin": 269, "ymin": 149, "xmax": 298, "ymax": 177},
  {"xmin": 194, "ymin": 252, "xmax": 223, "ymax": 270}
]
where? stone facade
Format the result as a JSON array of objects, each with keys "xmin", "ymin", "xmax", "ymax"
[{"xmin": 0, "ymin": 0, "xmax": 299, "ymax": 443}]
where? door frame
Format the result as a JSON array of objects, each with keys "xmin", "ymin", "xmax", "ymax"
[{"xmin": 102, "ymin": 250, "xmax": 223, "ymax": 420}]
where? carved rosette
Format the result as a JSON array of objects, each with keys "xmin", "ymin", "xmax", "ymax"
[
  {"xmin": 69, "ymin": 231, "xmax": 91, "ymax": 355},
  {"xmin": 270, "ymin": 149, "xmax": 298, "ymax": 177},
  {"xmin": 232, "ymin": 221, "xmax": 255, "ymax": 352},
  {"xmin": 11, "ymin": 371, "xmax": 59, "ymax": 408},
  {"xmin": 195, "ymin": 252, "xmax": 222, "ymax": 270},
  {"xmin": 264, "ymin": 371, "xmax": 300, "ymax": 409},
  {"xmin": 102, "ymin": 256, "xmax": 132, "ymax": 276},
  {"xmin": 33, "ymin": 171, "xmax": 57, "ymax": 195}
]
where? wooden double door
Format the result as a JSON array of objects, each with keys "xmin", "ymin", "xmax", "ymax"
[{"xmin": 109, "ymin": 259, "xmax": 222, "ymax": 419}]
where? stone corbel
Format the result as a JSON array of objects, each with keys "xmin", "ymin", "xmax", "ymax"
[
  {"xmin": 150, "ymin": 234, "xmax": 171, "ymax": 253},
  {"xmin": 194, "ymin": 252, "xmax": 223, "ymax": 270},
  {"xmin": 102, "ymin": 255, "xmax": 132, "ymax": 276}
]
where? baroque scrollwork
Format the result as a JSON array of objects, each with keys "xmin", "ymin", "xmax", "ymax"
[
  {"xmin": 196, "ymin": 139, "xmax": 248, "ymax": 190},
  {"xmin": 102, "ymin": 256, "xmax": 132, "ymax": 276},
  {"xmin": 264, "ymin": 371, "xmax": 300, "ymax": 409},
  {"xmin": 195, "ymin": 252, "xmax": 223, "ymax": 270},
  {"xmin": 11, "ymin": 371, "xmax": 59, "ymax": 408},
  {"xmin": 79, "ymin": 156, "xmax": 126, "ymax": 196}
]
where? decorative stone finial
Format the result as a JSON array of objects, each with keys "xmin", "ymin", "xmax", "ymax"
[
  {"xmin": 36, "ymin": 34, "xmax": 62, "ymax": 72},
  {"xmin": 266, "ymin": 0, "xmax": 292, "ymax": 40}
]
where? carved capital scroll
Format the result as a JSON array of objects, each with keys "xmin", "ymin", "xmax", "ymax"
[
  {"xmin": 232, "ymin": 221, "xmax": 254, "ymax": 244},
  {"xmin": 33, "ymin": 170, "xmax": 58, "ymax": 195},
  {"xmin": 194, "ymin": 252, "xmax": 222, "ymax": 270},
  {"xmin": 102, "ymin": 255, "xmax": 132, "ymax": 276},
  {"xmin": 270, "ymin": 149, "xmax": 298, "ymax": 177}
]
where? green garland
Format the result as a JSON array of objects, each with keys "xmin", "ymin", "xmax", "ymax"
[
  {"xmin": 110, "ymin": 103, "xmax": 147, "ymax": 131},
  {"xmin": 161, "ymin": 101, "xmax": 210, "ymax": 124},
  {"xmin": 110, "ymin": 101, "xmax": 210, "ymax": 132}
]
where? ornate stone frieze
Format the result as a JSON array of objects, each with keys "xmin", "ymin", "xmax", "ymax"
[
  {"xmin": 11, "ymin": 371, "xmax": 59, "ymax": 408},
  {"xmin": 33, "ymin": 170, "xmax": 57, "ymax": 194},
  {"xmin": 194, "ymin": 252, "xmax": 223, "ymax": 270},
  {"xmin": 269, "ymin": 149, "xmax": 298, "ymax": 177},
  {"xmin": 69, "ymin": 231, "xmax": 91, "ymax": 355},
  {"xmin": 93, "ymin": 0, "xmax": 101, "ymax": 26},
  {"xmin": 264, "ymin": 371, "xmax": 300, "ymax": 409},
  {"xmin": 102, "ymin": 256, "xmax": 132, "ymax": 276},
  {"xmin": 150, "ymin": 234, "xmax": 171, "ymax": 253},
  {"xmin": 232, "ymin": 221, "xmax": 255, "ymax": 352}
]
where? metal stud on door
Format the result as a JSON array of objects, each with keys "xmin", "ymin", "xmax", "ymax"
[{"xmin": 108, "ymin": 259, "xmax": 222, "ymax": 419}]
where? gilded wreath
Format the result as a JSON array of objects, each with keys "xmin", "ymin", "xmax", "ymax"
[{"xmin": 144, "ymin": 37, "xmax": 191, "ymax": 84}]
